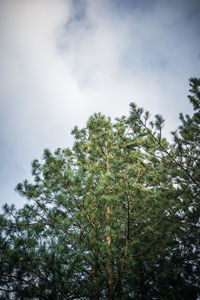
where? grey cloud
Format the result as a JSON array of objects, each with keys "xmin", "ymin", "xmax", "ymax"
[{"xmin": 0, "ymin": 0, "xmax": 199, "ymax": 209}]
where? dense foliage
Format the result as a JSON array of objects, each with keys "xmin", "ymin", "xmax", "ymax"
[{"xmin": 0, "ymin": 78, "xmax": 199, "ymax": 299}]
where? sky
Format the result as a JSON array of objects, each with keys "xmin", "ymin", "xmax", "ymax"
[{"xmin": 0, "ymin": 0, "xmax": 200, "ymax": 210}]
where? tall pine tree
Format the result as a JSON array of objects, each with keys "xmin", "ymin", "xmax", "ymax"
[{"xmin": 0, "ymin": 78, "xmax": 199, "ymax": 299}]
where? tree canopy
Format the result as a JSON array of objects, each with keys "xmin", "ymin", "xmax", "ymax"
[{"xmin": 0, "ymin": 78, "xmax": 200, "ymax": 299}]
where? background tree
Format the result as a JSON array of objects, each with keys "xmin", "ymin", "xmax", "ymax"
[
  {"xmin": 128, "ymin": 77, "xmax": 200, "ymax": 298},
  {"xmin": 0, "ymin": 79, "xmax": 199, "ymax": 299}
]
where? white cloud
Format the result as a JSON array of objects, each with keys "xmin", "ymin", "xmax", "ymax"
[{"xmin": 0, "ymin": 0, "xmax": 76, "ymax": 145}]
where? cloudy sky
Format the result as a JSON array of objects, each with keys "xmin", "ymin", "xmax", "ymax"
[{"xmin": 0, "ymin": 0, "xmax": 200, "ymax": 209}]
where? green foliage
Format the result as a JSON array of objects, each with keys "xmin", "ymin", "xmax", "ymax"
[{"xmin": 0, "ymin": 79, "xmax": 200, "ymax": 299}]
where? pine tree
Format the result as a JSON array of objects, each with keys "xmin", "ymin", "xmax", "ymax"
[
  {"xmin": 0, "ymin": 79, "xmax": 199, "ymax": 299},
  {"xmin": 128, "ymin": 77, "xmax": 200, "ymax": 299}
]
